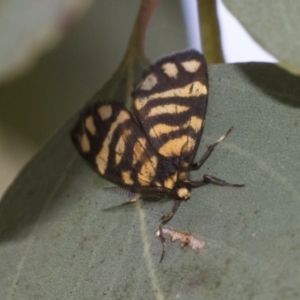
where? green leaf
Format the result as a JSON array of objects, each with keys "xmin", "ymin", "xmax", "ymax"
[
  {"xmin": 222, "ymin": 0, "xmax": 300, "ymax": 75},
  {"xmin": 1, "ymin": 62, "xmax": 300, "ymax": 299},
  {"xmin": 0, "ymin": 0, "xmax": 93, "ymax": 83},
  {"xmin": 90, "ymin": 51, "xmax": 149, "ymax": 109}
]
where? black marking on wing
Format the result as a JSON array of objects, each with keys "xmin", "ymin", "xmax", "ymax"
[{"xmin": 132, "ymin": 49, "xmax": 208, "ymax": 165}]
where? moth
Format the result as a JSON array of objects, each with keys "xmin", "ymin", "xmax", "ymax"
[{"xmin": 70, "ymin": 50, "xmax": 243, "ymax": 261}]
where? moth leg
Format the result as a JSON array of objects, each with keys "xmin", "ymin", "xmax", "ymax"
[
  {"xmin": 158, "ymin": 200, "xmax": 181, "ymax": 262},
  {"xmin": 190, "ymin": 127, "xmax": 233, "ymax": 170},
  {"xmin": 190, "ymin": 175, "xmax": 244, "ymax": 188},
  {"xmin": 203, "ymin": 174, "xmax": 244, "ymax": 187}
]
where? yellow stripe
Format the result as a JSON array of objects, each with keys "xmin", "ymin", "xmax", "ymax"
[
  {"xmin": 138, "ymin": 156, "xmax": 157, "ymax": 186},
  {"xmin": 80, "ymin": 133, "xmax": 90, "ymax": 152},
  {"xmin": 98, "ymin": 105, "xmax": 112, "ymax": 120},
  {"xmin": 136, "ymin": 81, "xmax": 207, "ymax": 110},
  {"xmin": 158, "ymin": 136, "xmax": 196, "ymax": 157},
  {"xmin": 122, "ymin": 171, "xmax": 134, "ymax": 185},
  {"xmin": 132, "ymin": 138, "xmax": 146, "ymax": 165},
  {"xmin": 183, "ymin": 116, "xmax": 203, "ymax": 132},
  {"xmin": 139, "ymin": 73, "xmax": 158, "ymax": 91},
  {"xmin": 163, "ymin": 173, "xmax": 177, "ymax": 189},
  {"xmin": 96, "ymin": 110, "xmax": 130, "ymax": 174},
  {"xmin": 149, "ymin": 123, "xmax": 180, "ymax": 137},
  {"xmin": 181, "ymin": 60, "xmax": 201, "ymax": 72},
  {"xmin": 162, "ymin": 62, "xmax": 178, "ymax": 78},
  {"xmin": 115, "ymin": 129, "xmax": 131, "ymax": 165},
  {"xmin": 149, "ymin": 116, "xmax": 203, "ymax": 138},
  {"xmin": 85, "ymin": 116, "xmax": 96, "ymax": 135},
  {"xmin": 189, "ymin": 116, "xmax": 203, "ymax": 131},
  {"xmin": 148, "ymin": 104, "xmax": 190, "ymax": 117}
]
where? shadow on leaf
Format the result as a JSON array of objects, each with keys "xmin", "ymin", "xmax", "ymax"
[{"xmin": 238, "ymin": 63, "xmax": 300, "ymax": 108}]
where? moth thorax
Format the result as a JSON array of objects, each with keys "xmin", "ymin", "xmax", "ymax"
[{"xmin": 177, "ymin": 187, "xmax": 191, "ymax": 200}]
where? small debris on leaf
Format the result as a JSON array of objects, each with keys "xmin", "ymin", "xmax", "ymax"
[{"xmin": 156, "ymin": 228, "xmax": 205, "ymax": 250}]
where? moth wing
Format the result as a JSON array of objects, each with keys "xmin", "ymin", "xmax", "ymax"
[
  {"xmin": 132, "ymin": 50, "xmax": 208, "ymax": 165},
  {"xmin": 70, "ymin": 103, "xmax": 163, "ymax": 188}
]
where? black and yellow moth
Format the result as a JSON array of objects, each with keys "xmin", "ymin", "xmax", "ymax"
[{"xmin": 70, "ymin": 50, "xmax": 243, "ymax": 261}]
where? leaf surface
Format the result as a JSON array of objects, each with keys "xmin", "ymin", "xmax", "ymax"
[{"xmin": 1, "ymin": 62, "xmax": 300, "ymax": 299}]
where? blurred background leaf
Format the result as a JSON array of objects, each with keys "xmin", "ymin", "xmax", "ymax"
[
  {"xmin": 0, "ymin": 0, "xmax": 94, "ymax": 83},
  {"xmin": 222, "ymin": 0, "xmax": 300, "ymax": 74},
  {"xmin": 0, "ymin": 0, "xmax": 187, "ymax": 196}
]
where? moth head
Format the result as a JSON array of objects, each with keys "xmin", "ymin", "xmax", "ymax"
[{"xmin": 176, "ymin": 186, "xmax": 191, "ymax": 200}]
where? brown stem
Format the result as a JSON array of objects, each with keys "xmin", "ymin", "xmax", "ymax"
[
  {"xmin": 198, "ymin": 0, "xmax": 224, "ymax": 64},
  {"xmin": 124, "ymin": 0, "xmax": 160, "ymax": 62},
  {"xmin": 91, "ymin": 0, "xmax": 160, "ymax": 108}
]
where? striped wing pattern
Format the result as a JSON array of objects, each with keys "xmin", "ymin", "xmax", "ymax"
[
  {"xmin": 71, "ymin": 50, "xmax": 208, "ymax": 193},
  {"xmin": 71, "ymin": 104, "xmax": 163, "ymax": 188},
  {"xmin": 133, "ymin": 50, "xmax": 208, "ymax": 165}
]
